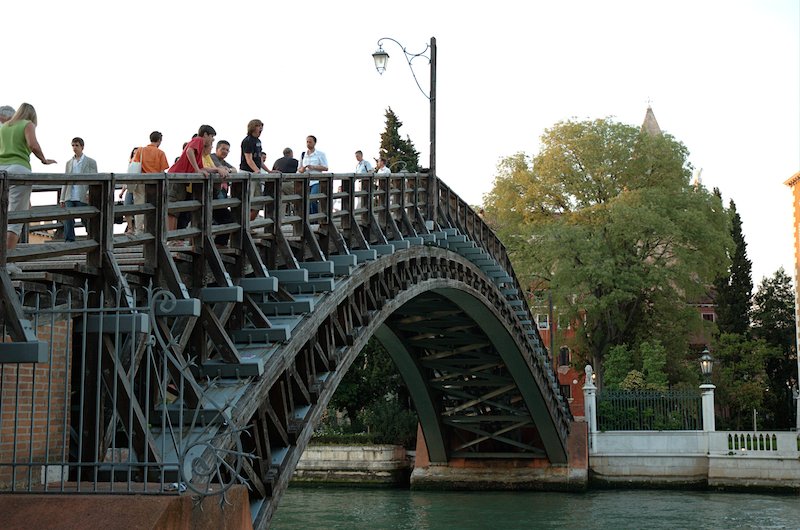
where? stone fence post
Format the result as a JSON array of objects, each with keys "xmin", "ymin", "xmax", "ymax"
[
  {"xmin": 700, "ymin": 383, "xmax": 716, "ymax": 432},
  {"xmin": 583, "ymin": 365, "xmax": 597, "ymax": 451}
]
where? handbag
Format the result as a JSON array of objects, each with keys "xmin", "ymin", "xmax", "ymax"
[
  {"xmin": 128, "ymin": 146, "xmax": 143, "ymax": 173},
  {"xmin": 113, "ymin": 201, "xmax": 125, "ymax": 224}
]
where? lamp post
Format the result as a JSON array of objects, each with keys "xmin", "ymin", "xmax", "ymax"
[
  {"xmin": 699, "ymin": 348, "xmax": 716, "ymax": 432},
  {"xmin": 372, "ymin": 37, "xmax": 437, "ymax": 219}
]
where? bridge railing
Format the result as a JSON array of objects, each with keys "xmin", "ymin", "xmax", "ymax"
[{"xmin": 0, "ymin": 171, "xmax": 431, "ymax": 271}]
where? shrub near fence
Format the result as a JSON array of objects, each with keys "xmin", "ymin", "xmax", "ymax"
[{"xmin": 597, "ymin": 390, "xmax": 702, "ymax": 431}]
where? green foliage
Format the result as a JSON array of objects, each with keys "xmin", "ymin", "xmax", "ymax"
[
  {"xmin": 620, "ymin": 370, "xmax": 646, "ymax": 390},
  {"xmin": 319, "ymin": 337, "xmax": 417, "ymax": 446},
  {"xmin": 359, "ymin": 399, "xmax": 418, "ymax": 448},
  {"xmin": 712, "ymin": 333, "xmax": 773, "ymax": 430},
  {"xmin": 328, "ymin": 338, "xmax": 405, "ymax": 431},
  {"xmin": 751, "ymin": 268, "xmax": 797, "ymax": 428},
  {"xmin": 714, "ymin": 201, "xmax": 753, "ymax": 335},
  {"xmin": 482, "ymin": 117, "xmax": 732, "ymax": 385},
  {"xmin": 379, "ymin": 107, "xmax": 420, "ymax": 172},
  {"xmin": 603, "ymin": 345, "xmax": 634, "ymax": 389},
  {"xmin": 640, "ymin": 341, "xmax": 668, "ymax": 390}
]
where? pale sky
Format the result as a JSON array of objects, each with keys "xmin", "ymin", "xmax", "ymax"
[{"xmin": 4, "ymin": 0, "xmax": 798, "ymax": 284}]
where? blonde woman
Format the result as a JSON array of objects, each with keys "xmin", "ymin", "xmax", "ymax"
[{"xmin": 0, "ymin": 103, "xmax": 56, "ymax": 273}]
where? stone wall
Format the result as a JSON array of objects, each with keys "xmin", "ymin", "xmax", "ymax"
[
  {"xmin": 293, "ymin": 444, "xmax": 412, "ymax": 486},
  {"xmin": 590, "ymin": 431, "xmax": 800, "ymax": 491}
]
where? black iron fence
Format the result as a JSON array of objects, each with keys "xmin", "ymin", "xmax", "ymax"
[
  {"xmin": 597, "ymin": 390, "xmax": 702, "ymax": 431},
  {"xmin": 0, "ymin": 283, "xmax": 253, "ymax": 494}
]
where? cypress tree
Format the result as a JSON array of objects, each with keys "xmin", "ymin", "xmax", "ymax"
[
  {"xmin": 714, "ymin": 200, "xmax": 753, "ymax": 335},
  {"xmin": 379, "ymin": 107, "xmax": 420, "ymax": 172}
]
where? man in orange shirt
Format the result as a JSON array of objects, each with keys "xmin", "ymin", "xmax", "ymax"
[{"xmin": 131, "ymin": 131, "xmax": 169, "ymax": 235}]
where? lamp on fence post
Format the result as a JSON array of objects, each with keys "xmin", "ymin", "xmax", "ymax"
[
  {"xmin": 699, "ymin": 348, "xmax": 716, "ymax": 432},
  {"xmin": 372, "ymin": 36, "xmax": 437, "ymax": 221}
]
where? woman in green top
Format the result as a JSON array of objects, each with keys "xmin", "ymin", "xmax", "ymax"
[{"xmin": 0, "ymin": 103, "xmax": 56, "ymax": 268}]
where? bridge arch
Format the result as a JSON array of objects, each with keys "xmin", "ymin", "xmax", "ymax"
[{"xmin": 232, "ymin": 246, "xmax": 569, "ymax": 525}]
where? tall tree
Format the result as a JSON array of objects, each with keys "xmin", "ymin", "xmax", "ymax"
[
  {"xmin": 379, "ymin": 107, "xmax": 420, "ymax": 172},
  {"xmin": 714, "ymin": 200, "xmax": 753, "ymax": 335},
  {"xmin": 751, "ymin": 268, "xmax": 797, "ymax": 428},
  {"xmin": 483, "ymin": 118, "xmax": 732, "ymax": 385}
]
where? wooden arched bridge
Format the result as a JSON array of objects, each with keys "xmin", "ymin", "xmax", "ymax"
[{"xmin": 0, "ymin": 170, "xmax": 572, "ymax": 527}]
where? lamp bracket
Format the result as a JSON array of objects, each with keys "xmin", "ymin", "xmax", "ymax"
[{"xmin": 375, "ymin": 37, "xmax": 431, "ymax": 100}]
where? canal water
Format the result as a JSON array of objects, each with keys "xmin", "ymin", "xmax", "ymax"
[{"xmin": 272, "ymin": 487, "xmax": 800, "ymax": 529}]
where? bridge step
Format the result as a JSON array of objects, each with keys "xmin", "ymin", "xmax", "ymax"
[
  {"xmin": 268, "ymin": 269, "xmax": 308, "ymax": 283},
  {"xmin": 300, "ymin": 261, "xmax": 335, "ymax": 277},
  {"xmin": 443, "ymin": 228, "xmax": 459, "ymax": 237},
  {"xmin": 508, "ymin": 299, "xmax": 524, "ymax": 308},
  {"xmin": 200, "ymin": 286, "xmax": 244, "ymax": 303},
  {"xmin": 150, "ymin": 403, "xmax": 227, "ymax": 426},
  {"xmin": 238, "ymin": 277, "xmax": 278, "ymax": 293},
  {"xmin": 485, "ymin": 268, "xmax": 509, "ymax": 278},
  {"xmin": 404, "ymin": 236, "xmax": 424, "ymax": 246},
  {"xmin": 330, "ymin": 254, "xmax": 357, "ymax": 276},
  {"xmin": 232, "ymin": 326, "xmax": 292, "ymax": 343},
  {"xmin": 372, "ymin": 244, "xmax": 395, "ymax": 256},
  {"xmin": 389, "ymin": 239, "xmax": 411, "ymax": 250},
  {"xmin": 502, "ymin": 288, "xmax": 520, "ymax": 297},
  {"xmin": 421, "ymin": 234, "xmax": 437, "ymax": 244},
  {"xmin": 259, "ymin": 299, "xmax": 315, "ymax": 315},
  {"xmin": 467, "ymin": 253, "xmax": 492, "ymax": 263},
  {"xmin": 473, "ymin": 258, "xmax": 498, "ymax": 267},
  {"xmin": 493, "ymin": 276, "xmax": 514, "ymax": 285},
  {"xmin": 457, "ymin": 246, "xmax": 482, "ymax": 256},
  {"xmin": 352, "ymin": 249, "xmax": 378, "ymax": 262},
  {"xmin": 442, "ymin": 234, "xmax": 467, "ymax": 245},
  {"xmin": 86, "ymin": 314, "xmax": 150, "ymax": 334},
  {"xmin": 447, "ymin": 240, "xmax": 475, "ymax": 251},
  {"xmin": 154, "ymin": 298, "xmax": 201, "ymax": 317},
  {"xmin": 194, "ymin": 357, "xmax": 265, "ymax": 378},
  {"xmin": 281, "ymin": 278, "xmax": 335, "ymax": 294},
  {"xmin": 0, "ymin": 341, "xmax": 49, "ymax": 363}
]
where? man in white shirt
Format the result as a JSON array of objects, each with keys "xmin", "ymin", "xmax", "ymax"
[
  {"xmin": 376, "ymin": 157, "xmax": 391, "ymax": 175},
  {"xmin": 298, "ymin": 135, "xmax": 328, "ymax": 214},
  {"xmin": 60, "ymin": 137, "xmax": 98, "ymax": 242},
  {"xmin": 354, "ymin": 150, "xmax": 372, "ymax": 173}
]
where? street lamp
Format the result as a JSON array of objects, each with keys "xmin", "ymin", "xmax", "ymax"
[
  {"xmin": 700, "ymin": 348, "xmax": 713, "ymax": 384},
  {"xmin": 371, "ymin": 37, "xmax": 437, "ymax": 179}
]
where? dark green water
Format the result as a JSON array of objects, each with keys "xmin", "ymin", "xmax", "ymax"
[{"xmin": 272, "ymin": 487, "xmax": 800, "ymax": 529}]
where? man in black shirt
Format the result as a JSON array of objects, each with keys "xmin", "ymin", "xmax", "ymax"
[
  {"xmin": 240, "ymin": 119, "xmax": 265, "ymax": 220},
  {"xmin": 272, "ymin": 147, "xmax": 299, "ymax": 173}
]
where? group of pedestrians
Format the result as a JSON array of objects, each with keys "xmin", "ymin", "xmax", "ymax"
[{"xmin": 0, "ymin": 103, "xmax": 393, "ymax": 268}]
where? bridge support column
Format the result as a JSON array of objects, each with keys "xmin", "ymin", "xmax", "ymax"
[{"xmin": 410, "ymin": 424, "xmax": 588, "ymax": 491}]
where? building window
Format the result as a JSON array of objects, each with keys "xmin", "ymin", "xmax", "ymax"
[
  {"xmin": 559, "ymin": 384, "xmax": 572, "ymax": 400},
  {"xmin": 536, "ymin": 314, "xmax": 550, "ymax": 330},
  {"xmin": 702, "ymin": 313, "xmax": 715, "ymax": 322},
  {"xmin": 558, "ymin": 346, "xmax": 570, "ymax": 367}
]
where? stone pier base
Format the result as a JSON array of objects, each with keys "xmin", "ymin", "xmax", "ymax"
[{"xmin": 411, "ymin": 422, "xmax": 588, "ymax": 491}]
